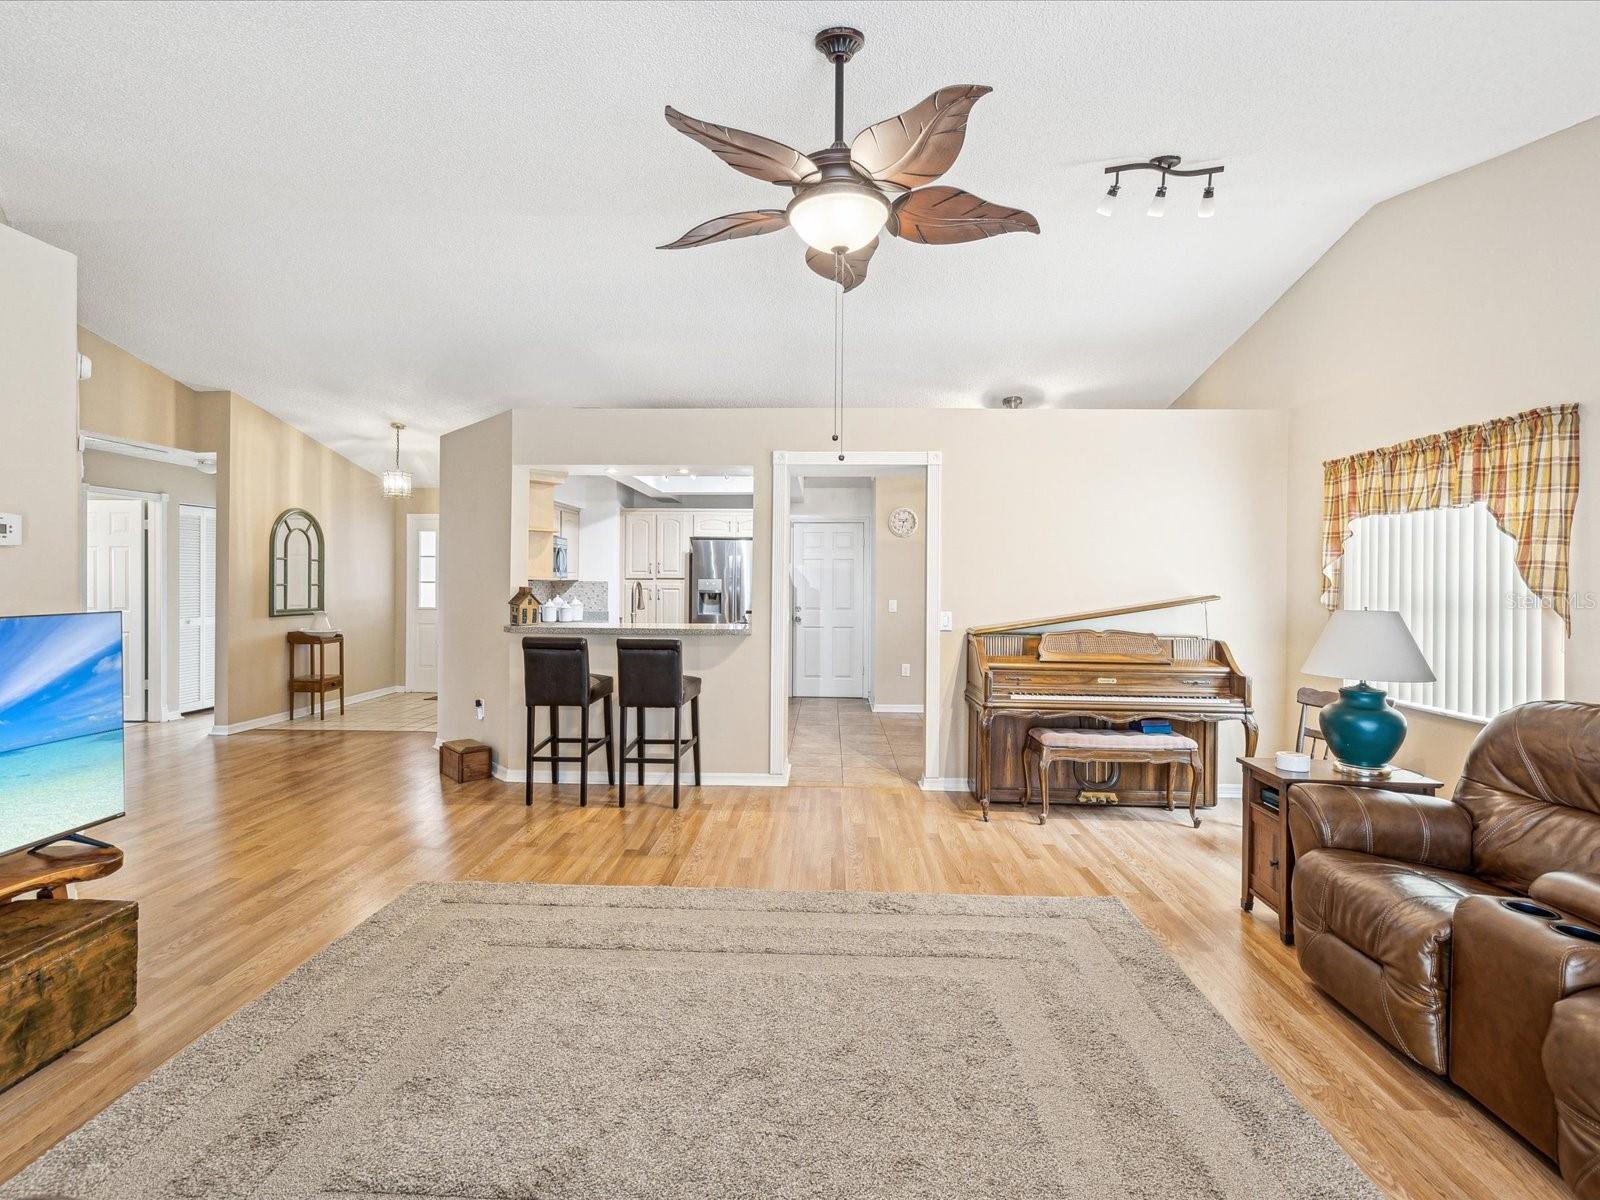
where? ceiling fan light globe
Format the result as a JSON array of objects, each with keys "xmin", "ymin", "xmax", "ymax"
[{"xmin": 787, "ymin": 182, "xmax": 890, "ymax": 254}]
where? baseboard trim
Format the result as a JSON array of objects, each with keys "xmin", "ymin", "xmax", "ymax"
[
  {"xmin": 871, "ymin": 703, "xmax": 924, "ymax": 714},
  {"xmin": 920, "ymin": 777, "xmax": 971, "ymax": 792},
  {"xmin": 493, "ymin": 762, "xmax": 791, "ymax": 787},
  {"xmin": 211, "ymin": 686, "xmax": 404, "ymax": 735}
]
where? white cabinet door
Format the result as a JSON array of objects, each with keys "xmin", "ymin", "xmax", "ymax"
[
  {"xmin": 624, "ymin": 579, "xmax": 652, "ymax": 623},
  {"xmin": 691, "ymin": 511, "xmax": 735, "ymax": 537},
  {"xmin": 655, "ymin": 511, "xmax": 688, "ymax": 578},
  {"xmin": 733, "ymin": 512, "xmax": 755, "ymax": 536},
  {"xmin": 654, "ymin": 579, "xmax": 686, "ymax": 623},
  {"xmin": 623, "ymin": 511, "xmax": 655, "ymax": 577}
]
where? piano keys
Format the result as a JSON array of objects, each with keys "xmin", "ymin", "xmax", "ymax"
[{"xmin": 965, "ymin": 595, "xmax": 1258, "ymax": 820}]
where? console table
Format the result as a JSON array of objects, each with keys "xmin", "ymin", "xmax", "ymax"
[
  {"xmin": 287, "ymin": 630, "xmax": 345, "ymax": 720},
  {"xmin": 1238, "ymin": 756, "xmax": 1442, "ymax": 944}
]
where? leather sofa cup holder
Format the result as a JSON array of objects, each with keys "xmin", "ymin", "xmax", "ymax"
[
  {"xmin": 1551, "ymin": 923, "xmax": 1600, "ymax": 944},
  {"xmin": 1502, "ymin": 899, "xmax": 1562, "ymax": 920}
]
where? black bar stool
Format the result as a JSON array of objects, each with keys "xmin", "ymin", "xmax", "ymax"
[
  {"xmin": 616, "ymin": 638, "xmax": 702, "ymax": 809},
  {"xmin": 521, "ymin": 637, "xmax": 614, "ymax": 808}
]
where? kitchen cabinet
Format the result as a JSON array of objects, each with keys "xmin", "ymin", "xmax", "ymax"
[
  {"xmin": 625, "ymin": 579, "xmax": 685, "ymax": 624},
  {"xmin": 690, "ymin": 511, "xmax": 755, "ymax": 537},
  {"xmin": 623, "ymin": 511, "xmax": 655, "ymax": 577},
  {"xmin": 655, "ymin": 512, "xmax": 689, "ymax": 578}
]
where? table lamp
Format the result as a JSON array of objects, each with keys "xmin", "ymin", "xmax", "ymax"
[{"xmin": 1301, "ymin": 609, "xmax": 1435, "ymax": 779}]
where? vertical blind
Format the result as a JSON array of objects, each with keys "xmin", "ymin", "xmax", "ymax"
[{"xmin": 1341, "ymin": 501, "xmax": 1543, "ymax": 721}]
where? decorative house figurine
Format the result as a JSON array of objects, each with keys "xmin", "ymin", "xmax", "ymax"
[{"xmin": 509, "ymin": 587, "xmax": 538, "ymax": 625}]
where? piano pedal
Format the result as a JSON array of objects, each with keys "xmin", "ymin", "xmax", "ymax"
[{"xmin": 1078, "ymin": 790, "xmax": 1120, "ymax": 806}]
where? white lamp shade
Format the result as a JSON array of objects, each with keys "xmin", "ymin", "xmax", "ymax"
[
  {"xmin": 788, "ymin": 182, "xmax": 889, "ymax": 253},
  {"xmin": 1302, "ymin": 609, "xmax": 1435, "ymax": 683}
]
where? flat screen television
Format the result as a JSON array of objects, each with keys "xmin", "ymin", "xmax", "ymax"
[{"xmin": 0, "ymin": 611, "xmax": 126, "ymax": 857}]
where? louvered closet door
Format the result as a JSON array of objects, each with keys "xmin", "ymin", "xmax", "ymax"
[{"xmin": 178, "ymin": 504, "xmax": 217, "ymax": 713}]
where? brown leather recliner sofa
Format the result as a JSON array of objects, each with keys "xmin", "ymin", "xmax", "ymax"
[{"xmin": 1286, "ymin": 701, "xmax": 1600, "ymax": 1196}]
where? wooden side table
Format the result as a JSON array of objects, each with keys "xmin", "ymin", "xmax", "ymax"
[
  {"xmin": 287, "ymin": 630, "xmax": 345, "ymax": 720},
  {"xmin": 1238, "ymin": 756, "xmax": 1442, "ymax": 944}
]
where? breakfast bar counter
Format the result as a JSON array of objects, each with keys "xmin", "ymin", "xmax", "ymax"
[{"xmin": 504, "ymin": 621, "xmax": 751, "ymax": 636}]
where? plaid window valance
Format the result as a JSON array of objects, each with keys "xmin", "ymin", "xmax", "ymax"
[{"xmin": 1321, "ymin": 404, "xmax": 1581, "ymax": 629}]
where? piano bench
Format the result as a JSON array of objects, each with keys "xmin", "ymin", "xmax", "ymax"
[{"xmin": 1022, "ymin": 728, "xmax": 1204, "ymax": 827}]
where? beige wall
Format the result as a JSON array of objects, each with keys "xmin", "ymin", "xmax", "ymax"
[
  {"xmin": 440, "ymin": 407, "xmax": 1289, "ymax": 786},
  {"xmin": 77, "ymin": 327, "xmax": 206, "ymax": 451},
  {"xmin": 873, "ymin": 474, "xmax": 926, "ymax": 710},
  {"xmin": 1177, "ymin": 117, "xmax": 1599, "ymax": 789},
  {"xmin": 391, "ymin": 487, "xmax": 441, "ymax": 684},
  {"xmin": 0, "ymin": 225, "xmax": 80, "ymax": 616},
  {"xmin": 81, "ymin": 450, "xmax": 217, "ymax": 716},
  {"xmin": 221, "ymin": 393, "xmax": 400, "ymax": 727}
]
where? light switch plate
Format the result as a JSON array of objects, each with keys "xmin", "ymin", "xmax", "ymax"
[
  {"xmin": 938, "ymin": 611, "xmax": 953, "ymax": 631},
  {"xmin": 887, "ymin": 598, "xmax": 898, "ymax": 614},
  {"xmin": 900, "ymin": 663, "xmax": 911, "ymax": 677},
  {"xmin": 0, "ymin": 513, "xmax": 20, "ymax": 546}
]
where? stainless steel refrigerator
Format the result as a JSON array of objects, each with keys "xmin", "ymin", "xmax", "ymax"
[{"xmin": 689, "ymin": 537, "xmax": 753, "ymax": 624}]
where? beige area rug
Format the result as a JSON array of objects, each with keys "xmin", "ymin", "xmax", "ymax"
[{"xmin": 3, "ymin": 885, "xmax": 1379, "ymax": 1199}]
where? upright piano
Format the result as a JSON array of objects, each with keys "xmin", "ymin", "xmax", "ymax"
[{"xmin": 965, "ymin": 595, "xmax": 1257, "ymax": 819}]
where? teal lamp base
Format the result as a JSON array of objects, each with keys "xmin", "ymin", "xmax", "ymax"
[{"xmin": 1319, "ymin": 682, "xmax": 1408, "ymax": 779}]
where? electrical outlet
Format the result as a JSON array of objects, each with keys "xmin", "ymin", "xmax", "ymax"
[
  {"xmin": 474, "ymin": 699, "xmax": 485, "ymax": 721},
  {"xmin": 938, "ymin": 611, "xmax": 953, "ymax": 631},
  {"xmin": 0, "ymin": 513, "xmax": 20, "ymax": 546},
  {"xmin": 887, "ymin": 598, "xmax": 898, "ymax": 614},
  {"xmin": 900, "ymin": 663, "xmax": 911, "ymax": 677}
]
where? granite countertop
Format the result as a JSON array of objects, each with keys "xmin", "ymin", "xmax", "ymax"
[{"xmin": 505, "ymin": 621, "xmax": 751, "ymax": 636}]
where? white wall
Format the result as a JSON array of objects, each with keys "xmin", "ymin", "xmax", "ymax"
[
  {"xmin": 553, "ymin": 475, "xmax": 623, "ymax": 617},
  {"xmin": 0, "ymin": 225, "xmax": 79, "ymax": 616},
  {"xmin": 440, "ymin": 407, "xmax": 1288, "ymax": 787},
  {"xmin": 1178, "ymin": 116, "xmax": 1599, "ymax": 789}
]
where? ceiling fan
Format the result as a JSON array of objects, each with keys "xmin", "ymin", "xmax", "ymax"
[{"xmin": 659, "ymin": 27, "xmax": 1039, "ymax": 291}]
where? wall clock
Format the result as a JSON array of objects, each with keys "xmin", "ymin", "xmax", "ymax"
[{"xmin": 888, "ymin": 506, "xmax": 918, "ymax": 538}]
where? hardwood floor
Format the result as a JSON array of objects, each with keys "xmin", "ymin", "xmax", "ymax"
[{"xmin": 0, "ymin": 716, "xmax": 1571, "ymax": 1199}]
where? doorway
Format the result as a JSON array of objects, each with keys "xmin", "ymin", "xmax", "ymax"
[
  {"xmin": 85, "ymin": 491, "xmax": 153, "ymax": 721},
  {"xmin": 406, "ymin": 513, "xmax": 440, "ymax": 693},
  {"xmin": 790, "ymin": 520, "xmax": 867, "ymax": 698},
  {"xmin": 769, "ymin": 452, "xmax": 941, "ymax": 786}
]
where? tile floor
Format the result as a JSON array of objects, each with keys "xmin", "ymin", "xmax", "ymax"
[
  {"xmin": 787, "ymin": 697, "xmax": 924, "ymax": 787},
  {"xmin": 259, "ymin": 690, "xmax": 438, "ymax": 734}
]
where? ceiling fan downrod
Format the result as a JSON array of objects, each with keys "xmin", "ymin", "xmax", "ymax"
[{"xmin": 814, "ymin": 27, "xmax": 864, "ymax": 147}]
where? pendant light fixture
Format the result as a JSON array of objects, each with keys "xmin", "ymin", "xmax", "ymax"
[
  {"xmin": 381, "ymin": 422, "xmax": 412, "ymax": 499},
  {"xmin": 1095, "ymin": 155, "xmax": 1224, "ymax": 218}
]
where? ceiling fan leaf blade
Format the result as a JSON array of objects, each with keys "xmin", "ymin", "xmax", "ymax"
[
  {"xmin": 888, "ymin": 186, "xmax": 1040, "ymax": 245},
  {"xmin": 849, "ymin": 85, "xmax": 993, "ymax": 189},
  {"xmin": 664, "ymin": 106, "xmax": 819, "ymax": 185},
  {"xmin": 803, "ymin": 238, "xmax": 878, "ymax": 291},
  {"xmin": 658, "ymin": 210, "xmax": 789, "ymax": 250}
]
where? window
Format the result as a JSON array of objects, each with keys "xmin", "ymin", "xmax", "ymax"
[
  {"xmin": 1341, "ymin": 501, "xmax": 1554, "ymax": 722},
  {"xmin": 416, "ymin": 528, "xmax": 437, "ymax": 610}
]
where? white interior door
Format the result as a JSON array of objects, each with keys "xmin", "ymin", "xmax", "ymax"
[
  {"xmin": 177, "ymin": 504, "xmax": 216, "ymax": 712},
  {"xmin": 86, "ymin": 495, "xmax": 146, "ymax": 721},
  {"xmin": 790, "ymin": 521, "xmax": 866, "ymax": 698},
  {"xmin": 407, "ymin": 515, "xmax": 441, "ymax": 692}
]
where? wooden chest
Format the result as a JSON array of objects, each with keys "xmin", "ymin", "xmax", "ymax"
[
  {"xmin": 1, "ymin": 899, "xmax": 138, "ymax": 1092},
  {"xmin": 440, "ymin": 738, "xmax": 492, "ymax": 783}
]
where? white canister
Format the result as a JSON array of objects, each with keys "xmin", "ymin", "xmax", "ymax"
[
  {"xmin": 539, "ymin": 599, "xmax": 560, "ymax": 623},
  {"xmin": 561, "ymin": 602, "xmax": 583, "ymax": 622}
]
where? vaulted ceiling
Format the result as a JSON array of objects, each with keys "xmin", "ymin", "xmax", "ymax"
[{"xmin": 3, "ymin": 1, "xmax": 1598, "ymax": 482}]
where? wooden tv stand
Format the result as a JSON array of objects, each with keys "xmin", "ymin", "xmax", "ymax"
[{"xmin": 0, "ymin": 840, "xmax": 136, "ymax": 1093}]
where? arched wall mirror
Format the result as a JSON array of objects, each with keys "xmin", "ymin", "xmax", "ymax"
[{"xmin": 269, "ymin": 508, "xmax": 326, "ymax": 616}]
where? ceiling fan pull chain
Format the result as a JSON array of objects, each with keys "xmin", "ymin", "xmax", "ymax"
[{"xmin": 837, "ymin": 257, "xmax": 847, "ymax": 461}]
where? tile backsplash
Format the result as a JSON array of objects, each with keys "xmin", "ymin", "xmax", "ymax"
[{"xmin": 527, "ymin": 578, "xmax": 608, "ymax": 620}]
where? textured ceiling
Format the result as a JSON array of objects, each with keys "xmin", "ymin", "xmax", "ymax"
[{"xmin": 3, "ymin": 1, "xmax": 1598, "ymax": 483}]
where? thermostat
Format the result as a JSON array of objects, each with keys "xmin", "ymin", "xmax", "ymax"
[{"xmin": 0, "ymin": 513, "xmax": 20, "ymax": 546}]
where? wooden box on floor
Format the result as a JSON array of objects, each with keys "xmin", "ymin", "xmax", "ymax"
[
  {"xmin": 0, "ymin": 899, "xmax": 138, "ymax": 1092},
  {"xmin": 440, "ymin": 739, "xmax": 492, "ymax": 783}
]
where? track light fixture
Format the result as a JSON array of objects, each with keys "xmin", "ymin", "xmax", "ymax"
[{"xmin": 1098, "ymin": 155, "xmax": 1224, "ymax": 218}]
